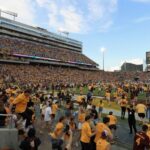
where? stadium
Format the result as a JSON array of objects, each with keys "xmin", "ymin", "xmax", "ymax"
[
  {"xmin": 0, "ymin": 16, "xmax": 150, "ymax": 87},
  {"xmin": 0, "ymin": 8, "xmax": 150, "ymax": 150},
  {"xmin": 0, "ymin": 16, "xmax": 103, "ymax": 86}
]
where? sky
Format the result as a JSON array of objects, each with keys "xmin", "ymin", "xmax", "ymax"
[{"xmin": 0, "ymin": 0, "xmax": 150, "ymax": 71}]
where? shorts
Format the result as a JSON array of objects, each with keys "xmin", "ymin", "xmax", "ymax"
[
  {"xmin": 138, "ymin": 113, "xmax": 145, "ymax": 118},
  {"xmin": 109, "ymin": 124, "xmax": 117, "ymax": 130}
]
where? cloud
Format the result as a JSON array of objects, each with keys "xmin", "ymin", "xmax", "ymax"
[
  {"xmin": 87, "ymin": 0, "xmax": 117, "ymax": 32},
  {"xmin": 48, "ymin": 3, "xmax": 88, "ymax": 33},
  {"xmin": 0, "ymin": 0, "xmax": 118, "ymax": 33},
  {"xmin": 36, "ymin": 0, "xmax": 118, "ymax": 33},
  {"xmin": 132, "ymin": 0, "xmax": 150, "ymax": 3},
  {"xmin": 124, "ymin": 58, "xmax": 143, "ymax": 65},
  {"xmin": 36, "ymin": 0, "xmax": 49, "ymax": 7},
  {"xmin": 134, "ymin": 17, "xmax": 150, "ymax": 23},
  {"xmin": 108, "ymin": 66, "xmax": 120, "ymax": 71},
  {"xmin": 0, "ymin": 0, "xmax": 36, "ymax": 25}
]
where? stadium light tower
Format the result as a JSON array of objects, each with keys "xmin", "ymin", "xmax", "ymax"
[
  {"xmin": 0, "ymin": 9, "xmax": 18, "ymax": 20},
  {"xmin": 100, "ymin": 47, "xmax": 106, "ymax": 71}
]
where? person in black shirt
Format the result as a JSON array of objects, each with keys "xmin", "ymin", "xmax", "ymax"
[
  {"xmin": 20, "ymin": 128, "xmax": 41, "ymax": 150},
  {"xmin": 91, "ymin": 105, "xmax": 98, "ymax": 125},
  {"xmin": 0, "ymin": 100, "xmax": 7, "ymax": 127},
  {"xmin": 127, "ymin": 105, "xmax": 137, "ymax": 134}
]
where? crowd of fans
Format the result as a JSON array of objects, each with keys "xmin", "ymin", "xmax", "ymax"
[
  {"xmin": 0, "ymin": 64, "xmax": 102, "ymax": 87},
  {"xmin": 0, "ymin": 63, "xmax": 150, "ymax": 89},
  {"xmin": 0, "ymin": 36, "xmax": 96, "ymax": 65},
  {"xmin": 0, "ymin": 80, "xmax": 150, "ymax": 150},
  {"xmin": 0, "ymin": 27, "xmax": 150, "ymax": 150}
]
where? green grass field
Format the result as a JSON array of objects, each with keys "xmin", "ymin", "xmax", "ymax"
[
  {"xmin": 92, "ymin": 98, "xmax": 121, "ymax": 111},
  {"xmin": 75, "ymin": 86, "xmax": 147, "ymax": 101},
  {"xmin": 74, "ymin": 86, "xmax": 148, "ymax": 111}
]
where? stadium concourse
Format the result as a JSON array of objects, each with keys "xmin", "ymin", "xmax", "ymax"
[{"xmin": 0, "ymin": 17, "xmax": 150, "ymax": 150}]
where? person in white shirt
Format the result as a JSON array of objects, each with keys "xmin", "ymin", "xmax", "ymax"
[{"xmin": 44, "ymin": 103, "xmax": 52, "ymax": 129}]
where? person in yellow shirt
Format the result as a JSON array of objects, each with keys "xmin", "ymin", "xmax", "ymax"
[
  {"xmin": 51, "ymin": 102, "xmax": 59, "ymax": 119},
  {"xmin": 96, "ymin": 130, "xmax": 111, "ymax": 150},
  {"xmin": 77, "ymin": 95, "xmax": 85, "ymax": 104},
  {"xmin": 50, "ymin": 116, "xmax": 66, "ymax": 150},
  {"xmin": 136, "ymin": 103, "xmax": 147, "ymax": 124},
  {"xmin": 119, "ymin": 95, "xmax": 128, "ymax": 119},
  {"xmin": 80, "ymin": 115, "xmax": 95, "ymax": 150},
  {"xmin": 78, "ymin": 108, "xmax": 86, "ymax": 130},
  {"xmin": 50, "ymin": 116, "xmax": 65, "ymax": 138},
  {"xmin": 94, "ymin": 117, "xmax": 113, "ymax": 144},
  {"xmin": 11, "ymin": 90, "xmax": 30, "ymax": 113},
  {"xmin": 107, "ymin": 111, "xmax": 118, "ymax": 138}
]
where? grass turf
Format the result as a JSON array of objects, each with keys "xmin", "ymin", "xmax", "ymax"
[
  {"xmin": 75, "ymin": 87, "xmax": 147, "ymax": 101},
  {"xmin": 92, "ymin": 98, "xmax": 121, "ymax": 111}
]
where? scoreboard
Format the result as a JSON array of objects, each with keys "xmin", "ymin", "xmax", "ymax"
[{"xmin": 146, "ymin": 52, "xmax": 150, "ymax": 64}]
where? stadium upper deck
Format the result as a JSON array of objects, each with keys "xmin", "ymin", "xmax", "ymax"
[
  {"xmin": 0, "ymin": 17, "xmax": 98, "ymax": 68},
  {"xmin": 0, "ymin": 17, "xmax": 82, "ymax": 52}
]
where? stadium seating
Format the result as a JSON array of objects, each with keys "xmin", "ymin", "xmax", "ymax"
[{"xmin": 0, "ymin": 36, "xmax": 97, "ymax": 66}]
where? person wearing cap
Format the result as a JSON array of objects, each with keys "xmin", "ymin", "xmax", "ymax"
[
  {"xmin": 133, "ymin": 124, "xmax": 150, "ymax": 150},
  {"xmin": 96, "ymin": 130, "xmax": 111, "ymax": 150},
  {"xmin": 80, "ymin": 115, "xmax": 96, "ymax": 150}
]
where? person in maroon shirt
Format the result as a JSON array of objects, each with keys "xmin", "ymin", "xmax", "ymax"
[{"xmin": 133, "ymin": 124, "xmax": 150, "ymax": 150}]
